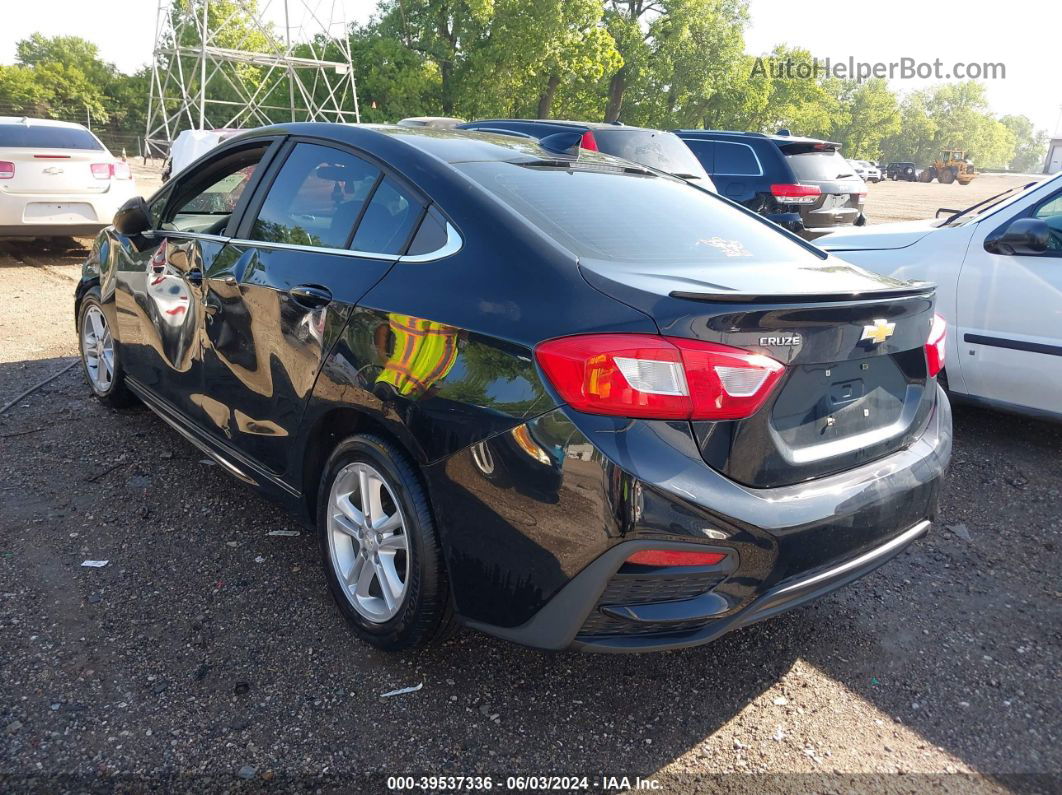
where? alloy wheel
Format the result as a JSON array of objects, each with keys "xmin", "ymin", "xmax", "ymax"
[
  {"xmin": 326, "ymin": 462, "xmax": 410, "ymax": 623},
  {"xmin": 81, "ymin": 305, "xmax": 115, "ymax": 394}
]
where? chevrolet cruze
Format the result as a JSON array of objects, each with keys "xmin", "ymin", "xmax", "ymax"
[{"xmin": 75, "ymin": 124, "xmax": 951, "ymax": 652}]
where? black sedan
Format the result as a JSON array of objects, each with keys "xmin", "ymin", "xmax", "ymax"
[{"xmin": 75, "ymin": 124, "xmax": 951, "ymax": 652}]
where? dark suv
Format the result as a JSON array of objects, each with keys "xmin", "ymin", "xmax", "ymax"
[
  {"xmin": 886, "ymin": 162, "xmax": 919, "ymax": 181},
  {"xmin": 457, "ymin": 119, "xmax": 716, "ymax": 191},
  {"xmin": 675, "ymin": 130, "xmax": 867, "ymax": 239}
]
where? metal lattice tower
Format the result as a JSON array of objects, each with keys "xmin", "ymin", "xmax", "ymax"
[{"xmin": 144, "ymin": 0, "xmax": 360, "ymax": 158}]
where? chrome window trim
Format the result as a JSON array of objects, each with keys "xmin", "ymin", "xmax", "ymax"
[
  {"xmin": 226, "ymin": 237, "xmax": 396, "ymax": 260},
  {"xmin": 398, "ymin": 222, "xmax": 463, "ymax": 263},
  {"xmin": 145, "ymin": 221, "xmax": 462, "ymax": 263},
  {"xmin": 144, "ymin": 229, "xmax": 231, "ymax": 244}
]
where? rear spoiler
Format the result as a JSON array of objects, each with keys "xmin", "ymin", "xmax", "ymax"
[
  {"xmin": 670, "ymin": 283, "xmax": 935, "ymax": 304},
  {"xmin": 777, "ymin": 141, "xmax": 842, "ymax": 155}
]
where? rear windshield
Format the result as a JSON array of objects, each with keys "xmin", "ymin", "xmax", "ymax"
[
  {"xmin": 782, "ymin": 149, "xmax": 856, "ymax": 181},
  {"xmin": 592, "ymin": 129, "xmax": 709, "ymax": 180},
  {"xmin": 0, "ymin": 124, "xmax": 103, "ymax": 150},
  {"xmin": 458, "ymin": 161, "xmax": 821, "ymax": 264}
]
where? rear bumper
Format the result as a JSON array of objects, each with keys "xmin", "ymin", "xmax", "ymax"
[
  {"xmin": 459, "ymin": 386, "xmax": 951, "ymax": 652},
  {"xmin": 0, "ymin": 188, "xmax": 133, "ymax": 237}
]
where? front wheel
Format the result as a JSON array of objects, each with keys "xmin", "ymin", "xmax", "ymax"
[
  {"xmin": 77, "ymin": 289, "xmax": 134, "ymax": 407},
  {"xmin": 317, "ymin": 434, "xmax": 455, "ymax": 650}
]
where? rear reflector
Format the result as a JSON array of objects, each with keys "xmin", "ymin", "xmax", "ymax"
[
  {"xmin": 626, "ymin": 549, "xmax": 727, "ymax": 567},
  {"xmin": 579, "ymin": 130, "xmax": 598, "ymax": 151},
  {"xmin": 535, "ymin": 333, "xmax": 785, "ymax": 420},
  {"xmin": 925, "ymin": 312, "xmax": 946, "ymax": 378},
  {"xmin": 0, "ymin": 161, "xmax": 13, "ymax": 179},
  {"xmin": 770, "ymin": 183, "xmax": 821, "ymax": 204}
]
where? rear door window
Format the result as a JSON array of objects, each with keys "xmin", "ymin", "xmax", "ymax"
[
  {"xmin": 351, "ymin": 177, "xmax": 422, "ymax": 255},
  {"xmin": 406, "ymin": 207, "xmax": 448, "ymax": 256},
  {"xmin": 683, "ymin": 139, "xmax": 715, "ymax": 172},
  {"xmin": 250, "ymin": 142, "xmax": 380, "ymax": 249}
]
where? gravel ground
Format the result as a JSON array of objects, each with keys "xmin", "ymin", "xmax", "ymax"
[
  {"xmin": 862, "ymin": 172, "xmax": 1043, "ymax": 224},
  {"xmin": 1, "ymin": 179, "xmax": 1060, "ymax": 792}
]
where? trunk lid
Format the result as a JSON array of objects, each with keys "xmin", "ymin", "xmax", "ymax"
[
  {"xmin": 580, "ymin": 255, "xmax": 937, "ymax": 487},
  {"xmin": 0, "ymin": 148, "xmax": 115, "ymax": 196}
]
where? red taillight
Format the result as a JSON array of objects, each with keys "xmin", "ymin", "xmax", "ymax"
[
  {"xmin": 534, "ymin": 333, "xmax": 785, "ymax": 421},
  {"xmin": 0, "ymin": 161, "xmax": 13, "ymax": 179},
  {"xmin": 579, "ymin": 130, "xmax": 598, "ymax": 151},
  {"xmin": 626, "ymin": 549, "xmax": 727, "ymax": 567},
  {"xmin": 925, "ymin": 313, "xmax": 946, "ymax": 378},
  {"xmin": 770, "ymin": 183, "xmax": 821, "ymax": 204},
  {"xmin": 33, "ymin": 154, "xmax": 70, "ymax": 159},
  {"xmin": 91, "ymin": 162, "xmax": 130, "ymax": 180}
]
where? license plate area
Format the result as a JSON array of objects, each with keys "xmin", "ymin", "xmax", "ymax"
[{"xmin": 23, "ymin": 202, "xmax": 97, "ymax": 223}]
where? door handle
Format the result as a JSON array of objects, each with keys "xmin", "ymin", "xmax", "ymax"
[{"xmin": 288, "ymin": 284, "xmax": 332, "ymax": 307}]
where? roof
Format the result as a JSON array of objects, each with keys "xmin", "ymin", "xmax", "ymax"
[
  {"xmin": 225, "ymin": 121, "xmax": 642, "ymax": 167},
  {"xmin": 397, "ymin": 117, "xmax": 466, "ymax": 128},
  {"xmin": 467, "ymin": 118, "xmax": 663, "ymax": 133},
  {"xmin": 0, "ymin": 116, "xmax": 89, "ymax": 130}
]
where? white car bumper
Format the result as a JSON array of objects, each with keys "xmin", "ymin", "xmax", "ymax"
[{"xmin": 0, "ymin": 182, "xmax": 137, "ymax": 237}]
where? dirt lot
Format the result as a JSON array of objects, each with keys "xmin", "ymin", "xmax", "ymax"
[
  {"xmin": 0, "ymin": 170, "xmax": 1059, "ymax": 791},
  {"xmin": 863, "ymin": 172, "xmax": 1043, "ymax": 225}
]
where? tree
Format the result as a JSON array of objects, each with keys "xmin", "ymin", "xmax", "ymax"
[
  {"xmin": 880, "ymin": 82, "xmax": 1017, "ymax": 169},
  {"xmin": 620, "ymin": 0, "xmax": 747, "ymax": 128},
  {"xmin": 456, "ymin": 0, "xmax": 620, "ymax": 119},
  {"xmin": 1000, "ymin": 114, "xmax": 1050, "ymax": 173},
  {"xmin": 826, "ymin": 78, "xmax": 901, "ymax": 159},
  {"xmin": 0, "ymin": 35, "xmax": 114, "ymax": 124},
  {"xmin": 344, "ymin": 24, "xmax": 441, "ymax": 122},
  {"xmin": 375, "ymin": 0, "xmax": 496, "ymax": 116}
]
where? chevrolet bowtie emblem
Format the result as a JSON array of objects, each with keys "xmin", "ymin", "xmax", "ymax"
[
  {"xmin": 43, "ymin": 166, "xmax": 64, "ymax": 175},
  {"xmin": 860, "ymin": 318, "xmax": 895, "ymax": 345}
]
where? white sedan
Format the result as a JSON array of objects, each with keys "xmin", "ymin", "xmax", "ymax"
[
  {"xmin": 820, "ymin": 173, "xmax": 1062, "ymax": 420},
  {"xmin": 0, "ymin": 117, "xmax": 137, "ymax": 237}
]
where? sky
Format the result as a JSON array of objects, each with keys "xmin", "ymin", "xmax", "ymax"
[{"xmin": 2, "ymin": 0, "xmax": 1059, "ymax": 136}]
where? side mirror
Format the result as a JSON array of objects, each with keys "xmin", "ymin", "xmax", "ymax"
[
  {"xmin": 113, "ymin": 196, "xmax": 152, "ymax": 237},
  {"xmin": 985, "ymin": 217, "xmax": 1050, "ymax": 256},
  {"xmin": 765, "ymin": 212, "xmax": 805, "ymax": 235}
]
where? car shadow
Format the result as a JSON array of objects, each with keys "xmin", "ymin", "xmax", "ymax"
[{"xmin": 2, "ymin": 359, "xmax": 1058, "ymax": 784}]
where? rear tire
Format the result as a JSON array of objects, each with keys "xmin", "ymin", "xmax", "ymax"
[
  {"xmin": 77, "ymin": 288, "xmax": 135, "ymax": 408},
  {"xmin": 317, "ymin": 433, "xmax": 455, "ymax": 651}
]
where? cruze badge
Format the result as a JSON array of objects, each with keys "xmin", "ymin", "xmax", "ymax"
[
  {"xmin": 759, "ymin": 334, "xmax": 802, "ymax": 346},
  {"xmin": 861, "ymin": 318, "xmax": 896, "ymax": 345}
]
